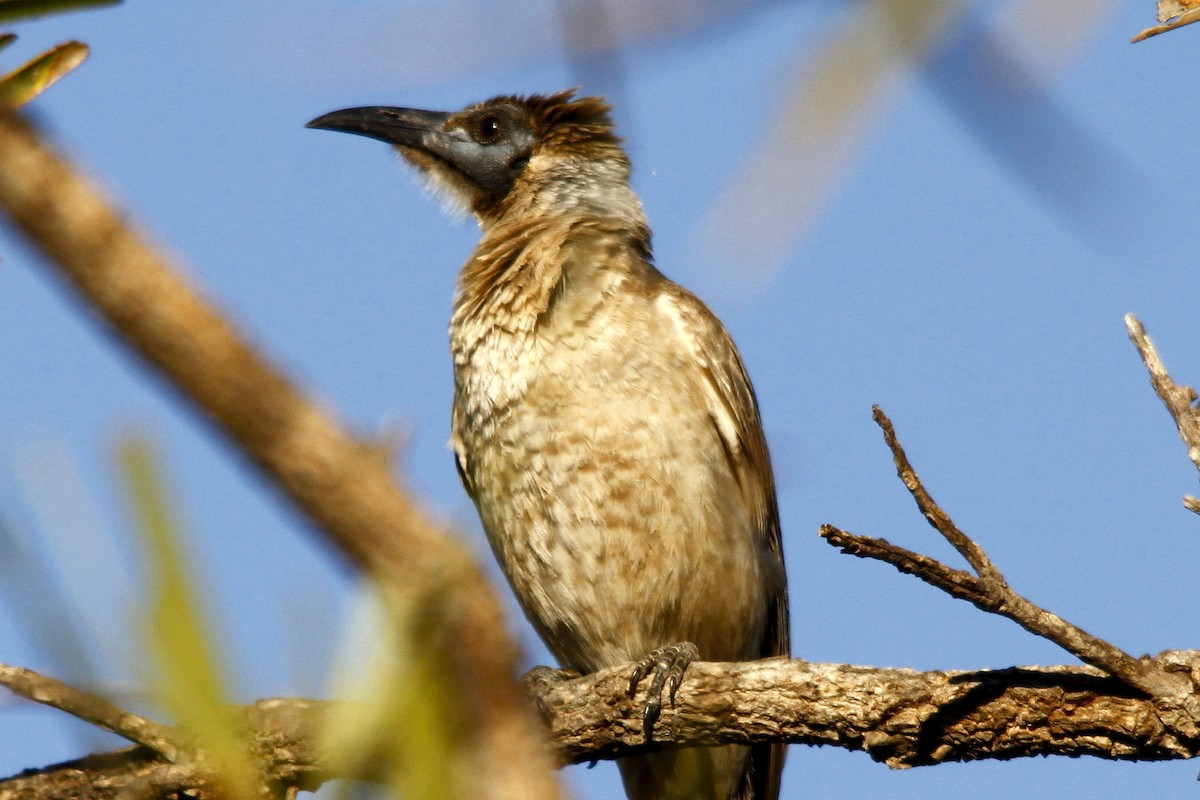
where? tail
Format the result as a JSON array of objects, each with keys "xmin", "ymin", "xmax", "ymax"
[
  {"xmin": 618, "ymin": 739, "xmax": 782, "ymax": 800},
  {"xmin": 740, "ymin": 741, "xmax": 785, "ymax": 800}
]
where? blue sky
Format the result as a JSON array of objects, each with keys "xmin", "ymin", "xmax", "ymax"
[{"xmin": 1, "ymin": 2, "xmax": 1199, "ymax": 798}]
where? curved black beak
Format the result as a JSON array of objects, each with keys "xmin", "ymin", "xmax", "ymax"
[{"xmin": 306, "ymin": 106, "xmax": 453, "ymax": 148}]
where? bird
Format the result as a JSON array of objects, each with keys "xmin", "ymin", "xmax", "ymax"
[{"xmin": 308, "ymin": 90, "xmax": 790, "ymax": 800}]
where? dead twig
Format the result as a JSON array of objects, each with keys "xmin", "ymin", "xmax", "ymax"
[
  {"xmin": 820, "ymin": 406, "xmax": 1193, "ymax": 702},
  {"xmin": 0, "ymin": 664, "xmax": 182, "ymax": 762},
  {"xmin": 0, "ymin": 694, "xmax": 332, "ymax": 800},
  {"xmin": 1125, "ymin": 314, "xmax": 1200, "ymax": 513}
]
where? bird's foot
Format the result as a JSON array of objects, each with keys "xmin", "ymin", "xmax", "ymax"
[{"xmin": 628, "ymin": 641, "xmax": 699, "ymax": 740}]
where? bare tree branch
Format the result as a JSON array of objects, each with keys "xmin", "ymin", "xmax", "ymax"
[
  {"xmin": 0, "ymin": 665, "xmax": 182, "ymax": 763},
  {"xmin": 0, "ymin": 696, "xmax": 331, "ymax": 800},
  {"xmin": 871, "ymin": 406, "xmax": 1001, "ymax": 582},
  {"xmin": 534, "ymin": 656, "xmax": 1200, "ymax": 767},
  {"xmin": 8, "ymin": 656, "xmax": 1200, "ymax": 800},
  {"xmin": 1125, "ymin": 314, "xmax": 1200, "ymax": 513},
  {"xmin": 820, "ymin": 407, "xmax": 1195, "ymax": 704},
  {"xmin": 0, "ymin": 108, "xmax": 561, "ymax": 800}
]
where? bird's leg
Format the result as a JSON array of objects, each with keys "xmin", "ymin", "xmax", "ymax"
[{"xmin": 628, "ymin": 641, "xmax": 699, "ymax": 740}]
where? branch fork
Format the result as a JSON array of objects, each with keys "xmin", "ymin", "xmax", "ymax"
[{"xmin": 820, "ymin": 406, "xmax": 1195, "ymax": 707}]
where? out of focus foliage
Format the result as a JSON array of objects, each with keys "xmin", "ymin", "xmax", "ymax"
[{"xmin": 0, "ymin": 0, "xmax": 118, "ymax": 107}]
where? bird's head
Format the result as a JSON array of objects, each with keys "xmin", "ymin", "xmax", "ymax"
[{"xmin": 308, "ymin": 90, "xmax": 638, "ymax": 225}]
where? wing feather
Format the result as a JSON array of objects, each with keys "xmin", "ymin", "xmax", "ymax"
[{"xmin": 655, "ymin": 284, "xmax": 790, "ymax": 800}]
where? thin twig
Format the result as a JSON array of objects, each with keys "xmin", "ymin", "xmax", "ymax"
[
  {"xmin": 818, "ymin": 526, "xmax": 989, "ymax": 606},
  {"xmin": 821, "ymin": 408, "xmax": 1193, "ymax": 701},
  {"xmin": 873, "ymin": 405, "xmax": 1002, "ymax": 583},
  {"xmin": 1125, "ymin": 314, "xmax": 1200, "ymax": 512},
  {"xmin": 0, "ymin": 664, "xmax": 183, "ymax": 761}
]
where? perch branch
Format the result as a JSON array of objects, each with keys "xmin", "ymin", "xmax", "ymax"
[
  {"xmin": 533, "ymin": 656, "xmax": 1200, "ymax": 767},
  {"xmin": 0, "ymin": 109, "xmax": 560, "ymax": 800},
  {"xmin": 1125, "ymin": 314, "xmax": 1200, "ymax": 512},
  {"xmin": 8, "ymin": 656, "xmax": 1200, "ymax": 800},
  {"xmin": 820, "ymin": 407, "xmax": 1193, "ymax": 702}
]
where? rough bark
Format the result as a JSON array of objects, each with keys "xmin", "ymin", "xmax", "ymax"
[{"xmin": 7, "ymin": 656, "xmax": 1200, "ymax": 800}]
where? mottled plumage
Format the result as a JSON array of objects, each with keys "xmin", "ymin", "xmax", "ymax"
[{"xmin": 309, "ymin": 91, "xmax": 789, "ymax": 800}]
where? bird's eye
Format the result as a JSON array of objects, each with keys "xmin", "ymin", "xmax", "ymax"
[{"xmin": 476, "ymin": 115, "xmax": 501, "ymax": 144}]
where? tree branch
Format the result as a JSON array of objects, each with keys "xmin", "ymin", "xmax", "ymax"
[
  {"xmin": 0, "ymin": 697, "xmax": 331, "ymax": 800},
  {"xmin": 7, "ymin": 656, "xmax": 1200, "ymax": 800},
  {"xmin": 0, "ymin": 666, "xmax": 182, "ymax": 763},
  {"xmin": 533, "ymin": 656, "xmax": 1200, "ymax": 767},
  {"xmin": 1125, "ymin": 314, "xmax": 1200, "ymax": 513},
  {"xmin": 871, "ymin": 406, "xmax": 1001, "ymax": 583},
  {"xmin": 0, "ymin": 109, "xmax": 560, "ymax": 800},
  {"xmin": 820, "ymin": 407, "xmax": 1195, "ymax": 704}
]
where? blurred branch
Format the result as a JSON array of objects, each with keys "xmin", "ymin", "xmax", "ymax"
[
  {"xmin": 0, "ymin": 695, "xmax": 331, "ymax": 800},
  {"xmin": 0, "ymin": 664, "xmax": 181, "ymax": 761},
  {"xmin": 0, "ymin": 511, "xmax": 103, "ymax": 695},
  {"xmin": 0, "ymin": 108, "xmax": 561, "ymax": 800},
  {"xmin": 1132, "ymin": 3, "xmax": 1200, "ymax": 41},
  {"xmin": 820, "ymin": 407, "xmax": 1195, "ymax": 703},
  {"xmin": 1125, "ymin": 314, "xmax": 1200, "ymax": 513},
  {"xmin": 925, "ymin": 11, "xmax": 1155, "ymax": 256},
  {"xmin": 693, "ymin": 0, "xmax": 968, "ymax": 294},
  {"xmin": 0, "ymin": 0, "xmax": 118, "ymax": 25}
]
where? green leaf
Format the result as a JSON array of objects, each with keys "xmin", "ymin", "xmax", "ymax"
[
  {"xmin": 0, "ymin": 0, "xmax": 119, "ymax": 24},
  {"xmin": 322, "ymin": 588, "xmax": 467, "ymax": 800},
  {"xmin": 118, "ymin": 437, "xmax": 259, "ymax": 800},
  {"xmin": 0, "ymin": 33, "xmax": 16, "ymax": 52},
  {"xmin": 0, "ymin": 40, "xmax": 88, "ymax": 107}
]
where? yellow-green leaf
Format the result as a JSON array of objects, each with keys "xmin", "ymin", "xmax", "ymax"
[
  {"xmin": 118, "ymin": 437, "xmax": 259, "ymax": 800},
  {"xmin": 0, "ymin": 0, "xmax": 118, "ymax": 24},
  {"xmin": 321, "ymin": 588, "xmax": 467, "ymax": 800},
  {"xmin": 0, "ymin": 40, "xmax": 88, "ymax": 107}
]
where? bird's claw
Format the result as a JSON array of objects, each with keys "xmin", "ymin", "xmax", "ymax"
[{"xmin": 628, "ymin": 641, "xmax": 699, "ymax": 740}]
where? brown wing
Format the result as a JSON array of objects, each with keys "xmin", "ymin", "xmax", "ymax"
[
  {"xmin": 656, "ymin": 281, "xmax": 790, "ymax": 800},
  {"xmin": 450, "ymin": 402, "xmax": 477, "ymax": 498}
]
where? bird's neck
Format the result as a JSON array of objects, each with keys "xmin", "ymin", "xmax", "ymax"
[
  {"xmin": 449, "ymin": 207, "xmax": 654, "ymax": 418},
  {"xmin": 451, "ymin": 208, "xmax": 650, "ymax": 336},
  {"xmin": 531, "ymin": 161, "xmax": 645, "ymax": 221},
  {"xmin": 487, "ymin": 157, "xmax": 645, "ymax": 226}
]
